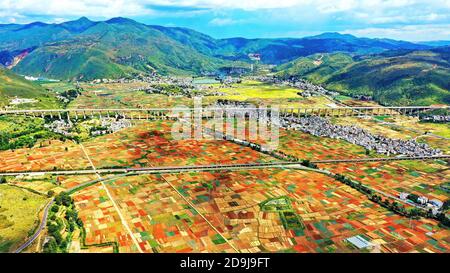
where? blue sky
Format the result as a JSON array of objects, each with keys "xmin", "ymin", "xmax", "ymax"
[{"xmin": 1, "ymin": 0, "xmax": 449, "ymax": 41}]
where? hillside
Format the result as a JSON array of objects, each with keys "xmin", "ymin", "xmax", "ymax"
[
  {"xmin": 275, "ymin": 53, "xmax": 355, "ymax": 83},
  {"xmin": 275, "ymin": 48, "xmax": 450, "ymax": 106},
  {"xmin": 0, "ymin": 17, "xmax": 231, "ymax": 80},
  {"xmin": 0, "ymin": 18, "xmax": 431, "ymax": 80},
  {"xmin": 0, "ymin": 68, "xmax": 59, "ymax": 108}
]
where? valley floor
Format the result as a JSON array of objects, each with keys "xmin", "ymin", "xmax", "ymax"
[{"xmin": 0, "ymin": 79, "xmax": 448, "ymax": 253}]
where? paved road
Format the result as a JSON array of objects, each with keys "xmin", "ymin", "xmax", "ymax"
[
  {"xmin": 0, "ymin": 162, "xmax": 304, "ymax": 177},
  {"xmin": 14, "ymin": 198, "xmax": 54, "ymax": 253},
  {"xmin": 1, "ymin": 155, "xmax": 448, "ymax": 177}
]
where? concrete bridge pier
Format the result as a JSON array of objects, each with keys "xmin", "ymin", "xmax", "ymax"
[{"xmin": 348, "ymin": 108, "xmax": 354, "ymax": 117}]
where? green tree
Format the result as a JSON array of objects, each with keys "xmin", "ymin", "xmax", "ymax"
[{"xmin": 43, "ymin": 237, "xmax": 58, "ymax": 253}]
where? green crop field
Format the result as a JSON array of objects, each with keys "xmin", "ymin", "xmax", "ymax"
[
  {"xmin": 216, "ymin": 80, "xmax": 302, "ymax": 100},
  {"xmin": 0, "ymin": 184, "xmax": 47, "ymax": 252}
]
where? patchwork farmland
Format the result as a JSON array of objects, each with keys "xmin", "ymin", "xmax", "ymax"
[{"xmin": 0, "ymin": 80, "xmax": 448, "ymax": 254}]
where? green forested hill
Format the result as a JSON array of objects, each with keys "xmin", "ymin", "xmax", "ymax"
[
  {"xmin": 275, "ymin": 49, "xmax": 450, "ymax": 106},
  {"xmin": 275, "ymin": 53, "xmax": 355, "ymax": 83},
  {"xmin": 1, "ymin": 17, "xmax": 231, "ymax": 80}
]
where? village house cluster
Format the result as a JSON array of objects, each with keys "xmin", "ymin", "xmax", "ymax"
[
  {"xmin": 419, "ymin": 114, "xmax": 450, "ymax": 123},
  {"xmin": 3, "ymin": 97, "xmax": 39, "ymax": 109},
  {"xmin": 44, "ymin": 119, "xmax": 72, "ymax": 136},
  {"xmin": 285, "ymin": 78, "xmax": 339, "ymax": 98},
  {"xmin": 399, "ymin": 192, "xmax": 444, "ymax": 215},
  {"xmin": 281, "ymin": 115, "xmax": 442, "ymax": 157},
  {"xmin": 90, "ymin": 118, "xmax": 132, "ymax": 136},
  {"xmin": 44, "ymin": 117, "xmax": 132, "ymax": 137}
]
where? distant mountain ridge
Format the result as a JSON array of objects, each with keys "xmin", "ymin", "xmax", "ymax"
[
  {"xmin": 0, "ymin": 17, "xmax": 434, "ymax": 80},
  {"xmin": 418, "ymin": 40, "xmax": 450, "ymax": 47}
]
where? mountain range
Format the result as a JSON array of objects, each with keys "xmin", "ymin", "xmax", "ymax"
[
  {"xmin": 0, "ymin": 17, "xmax": 432, "ymax": 81},
  {"xmin": 0, "ymin": 17, "xmax": 448, "ymax": 106}
]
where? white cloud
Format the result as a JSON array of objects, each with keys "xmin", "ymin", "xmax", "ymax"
[
  {"xmin": 2, "ymin": 0, "xmax": 446, "ymax": 15},
  {"xmin": 0, "ymin": 0, "xmax": 154, "ymax": 20},
  {"xmin": 147, "ymin": 0, "xmax": 311, "ymax": 10},
  {"xmin": 209, "ymin": 17, "xmax": 237, "ymax": 26},
  {"xmin": 208, "ymin": 16, "xmax": 248, "ymax": 26},
  {"xmin": 342, "ymin": 24, "xmax": 450, "ymax": 41},
  {"xmin": 1, "ymin": 0, "xmax": 449, "ymax": 41}
]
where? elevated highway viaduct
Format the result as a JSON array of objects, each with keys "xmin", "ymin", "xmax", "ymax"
[{"xmin": 0, "ymin": 106, "xmax": 447, "ymax": 120}]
